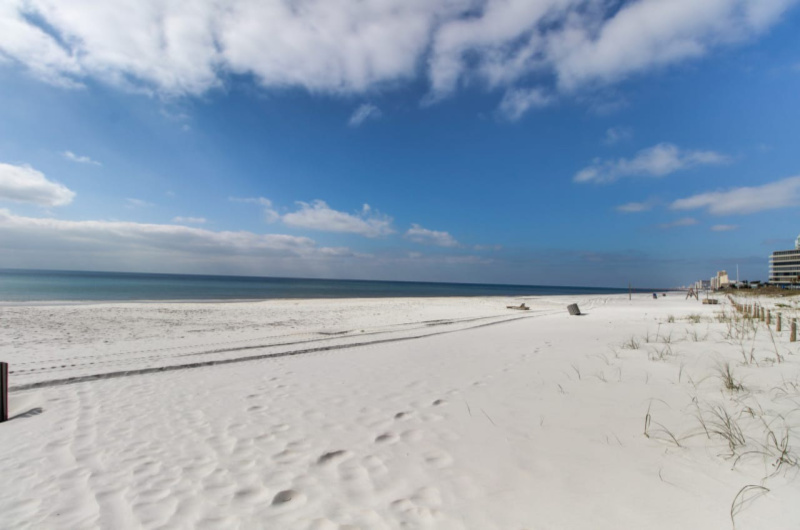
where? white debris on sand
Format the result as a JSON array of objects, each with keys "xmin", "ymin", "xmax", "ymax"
[{"xmin": 1, "ymin": 294, "xmax": 799, "ymax": 529}]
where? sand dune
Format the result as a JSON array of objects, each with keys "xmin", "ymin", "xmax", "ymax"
[{"xmin": 1, "ymin": 294, "xmax": 799, "ymax": 529}]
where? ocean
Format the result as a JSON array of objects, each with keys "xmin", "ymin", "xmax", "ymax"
[{"xmin": 0, "ymin": 269, "xmax": 632, "ymax": 302}]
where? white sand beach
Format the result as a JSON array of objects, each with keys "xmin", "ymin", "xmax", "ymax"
[{"xmin": 1, "ymin": 294, "xmax": 799, "ymax": 529}]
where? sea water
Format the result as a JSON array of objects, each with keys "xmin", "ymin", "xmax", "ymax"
[{"xmin": 0, "ymin": 269, "xmax": 631, "ymax": 302}]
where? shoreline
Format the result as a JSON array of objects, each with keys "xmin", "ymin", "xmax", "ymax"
[{"xmin": 0, "ymin": 292, "xmax": 617, "ymax": 307}]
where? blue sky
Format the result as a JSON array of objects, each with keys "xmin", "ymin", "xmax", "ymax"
[{"xmin": 1, "ymin": 0, "xmax": 799, "ymax": 287}]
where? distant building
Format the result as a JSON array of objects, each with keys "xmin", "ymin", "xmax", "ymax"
[
  {"xmin": 711, "ymin": 270, "xmax": 730, "ymax": 290},
  {"xmin": 769, "ymin": 235, "xmax": 800, "ymax": 287},
  {"xmin": 695, "ymin": 280, "xmax": 711, "ymax": 291}
]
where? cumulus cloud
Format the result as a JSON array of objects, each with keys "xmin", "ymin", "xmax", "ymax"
[
  {"xmin": 173, "ymin": 216, "xmax": 206, "ymax": 224},
  {"xmin": 62, "ymin": 150, "xmax": 101, "ymax": 166},
  {"xmin": 0, "ymin": 162, "xmax": 75, "ymax": 206},
  {"xmin": 711, "ymin": 224, "xmax": 738, "ymax": 231},
  {"xmin": 405, "ymin": 224, "xmax": 459, "ymax": 247},
  {"xmin": 670, "ymin": 176, "xmax": 800, "ymax": 215},
  {"xmin": 615, "ymin": 201, "xmax": 652, "ymax": 213},
  {"xmin": 283, "ymin": 201, "xmax": 393, "ymax": 238},
  {"xmin": 348, "ymin": 103, "xmax": 381, "ymax": 126},
  {"xmin": 574, "ymin": 143, "xmax": 729, "ymax": 184},
  {"xmin": 0, "ymin": 0, "xmax": 793, "ymax": 103},
  {"xmin": 659, "ymin": 217, "xmax": 697, "ymax": 229}
]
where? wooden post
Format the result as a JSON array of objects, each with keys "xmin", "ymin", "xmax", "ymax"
[
  {"xmin": 777, "ymin": 313, "xmax": 782, "ymax": 332},
  {"xmin": 760, "ymin": 307, "xmax": 765, "ymax": 322},
  {"xmin": 767, "ymin": 310, "xmax": 771, "ymax": 326},
  {"xmin": 0, "ymin": 362, "xmax": 8, "ymax": 423},
  {"xmin": 791, "ymin": 319, "xmax": 797, "ymax": 343}
]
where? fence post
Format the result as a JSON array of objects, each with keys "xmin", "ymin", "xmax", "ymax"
[
  {"xmin": 766, "ymin": 310, "xmax": 771, "ymax": 326},
  {"xmin": 777, "ymin": 313, "xmax": 782, "ymax": 332},
  {"xmin": 0, "ymin": 362, "xmax": 8, "ymax": 423},
  {"xmin": 792, "ymin": 319, "xmax": 797, "ymax": 343}
]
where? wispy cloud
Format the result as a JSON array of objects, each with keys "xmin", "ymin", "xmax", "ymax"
[
  {"xmin": 496, "ymin": 88, "xmax": 553, "ymax": 121},
  {"xmin": 126, "ymin": 198, "xmax": 154, "ymax": 208},
  {"xmin": 603, "ymin": 126, "xmax": 632, "ymax": 145},
  {"xmin": 671, "ymin": 176, "xmax": 800, "ymax": 215},
  {"xmin": 0, "ymin": 162, "xmax": 75, "ymax": 206},
  {"xmin": 283, "ymin": 201, "xmax": 393, "ymax": 238},
  {"xmin": 405, "ymin": 224, "xmax": 459, "ymax": 247},
  {"xmin": 659, "ymin": 217, "xmax": 697, "ymax": 229},
  {"xmin": 711, "ymin": 224, "xmax": 738, "ymax": 231},
  {"xmin": 0, "ymin": 209, "xmax": 347, "ymax": 260},
  {"xmin": 615, "ymin": 201, "xmax": 652, "ymax": 213},
  {"xmin": 574, "ymin": 143, "xmax": 729, "ymax": 184},
  {"xmin": 173, "ymin": 216, "xmax": 207, "ymax": 224},
  {"xmin": 62, "ymin": 150, "xmax": 101, "ymax": 166},
  {"xmin": 348, "ymin": 103, "xmax": 381, "ymax": 126}
]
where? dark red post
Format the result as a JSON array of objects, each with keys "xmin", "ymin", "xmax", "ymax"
[{"xmin": 0, "ymin": 362, "xmax": 7, "ymax": 423}]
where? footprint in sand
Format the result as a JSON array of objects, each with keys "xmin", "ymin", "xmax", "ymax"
[
  {"xmin": 374, "ymin": 432, "xmax": 399, "ymax": 444},
  {"xmin": 411, "ymin": 486, "xmax": 442, "ymax": 508},
  {"xmin": 271, "ymin": 489, "xmax": 306, "ymax": 510},
  {"xmin": 423, "ymin": 450, "xmax": 453, "ymax": 469},
  {"xmin": 362, "ymin": 455, "xmax": 388, "ymax": 476},
  {"xmin": 401, "ymin": 429, "xmax": 424, "ymax": 443},
  {"xmin": 316, "ymin": 450, "xmax": 351, "ymax": 466}
]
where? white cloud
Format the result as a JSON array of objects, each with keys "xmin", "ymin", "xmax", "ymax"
[
  {"xmin": 548, "ymin": 0, "xmax": 794, "ymax": 91},
  {"xmin": 173, "ymin": 216, "xmax": 207, "ymax": 224},
  {"xmin": 0, "ymin": 162, "xmax": 75, "ymax": 206},
  {"xmin": 0, "ymin": 0, "xmax": 793, "ymax": 103},
  {"xmin": 574, "ymin": 143, "xmax": 729, "ymax": 184},
  {"xmin": 62, "ymin": 150, "xmax": 101, "ymax": 166},
  {"xmin": 0, "ymin": 208, "xmax": 352, "ymax": 261},
  {"xmin": 405, "ymin": 223, "xmax": 459, "ymax": 247},
  {"xmin": 615, "ymin": 201, "xmax": 652, "ymax": 213},
  {"xmin": 659, "ymin": 217, "xmax": 697, "ymax": 229},
  {"xmin": 229, "ymin": 196, "xmax": 280, "ymax": 223},
  {"xmin": 670, "ymin": 175, "xmax": 800, "ymax": 215},
  {"xmin": 496, "ymin": 88, "xmax": 553, "ymax": 120},
  {"xmin": 604, "ymin": 126, "xmax": 633, "ymax": 145},
  {"xmin": 711, "ymin": 224, "xmax": 738, "ymax": 231},
  {"xmin": 283, "ymin": 201, "xmax": 393, "ymax": 238},
  {"xmin": 230, "ymin": 196, "xmax": 393, "ymax": 236},
  {"xmin": 349, "ymin": 103, "xmax": 381, "ymax": 126},
  {"xmin": 428, "ymin": 0, "xmax": 795, "ymax": 99},
  {"xmin": 126, "ymin": 198, "xmax": 153, "ymax": 208}
]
